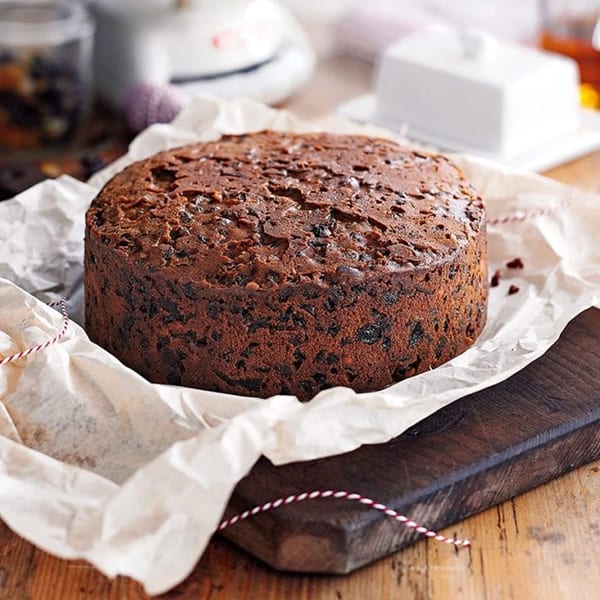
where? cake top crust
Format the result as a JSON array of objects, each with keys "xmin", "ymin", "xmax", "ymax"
[{"xmin": 86, "ymin": 131, "xmax": 484, "ymax": 288}]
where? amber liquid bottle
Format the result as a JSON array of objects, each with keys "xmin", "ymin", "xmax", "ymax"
[{"xmin": 539, "ymin": 1, "xmax": 600, "ymax": 109}]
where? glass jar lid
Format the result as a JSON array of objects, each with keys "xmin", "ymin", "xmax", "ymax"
[{"xmin": 0, "ymin": 1, "xmax": 94, "ymax": 46}]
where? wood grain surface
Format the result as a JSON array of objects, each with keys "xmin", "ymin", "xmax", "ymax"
[{"xmin": 1, "ymin": 50, "xmax": 600, "ymax": 600}]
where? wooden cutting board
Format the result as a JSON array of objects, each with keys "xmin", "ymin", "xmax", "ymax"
[{"xmin": 222, "ymin": 308, "xmax": 600, "ymax": 573}]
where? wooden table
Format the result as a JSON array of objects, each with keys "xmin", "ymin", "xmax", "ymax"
[{"xmin": 1, "ymin": 52, "xmax": 600, "ymax": 600}]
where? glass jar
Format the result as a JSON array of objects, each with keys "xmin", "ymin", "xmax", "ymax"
[
  {"xmin": 539, "ymin": 0, "xmax": 600, "ymax": 109},
  {"xmin": 0, "ymin": 1, "xmax": 94, "ymax": 151}
]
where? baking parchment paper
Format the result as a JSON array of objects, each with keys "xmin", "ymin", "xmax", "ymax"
[{"xmin": 0, "ymin": 97, "xmax": 598, "ymax": 594}]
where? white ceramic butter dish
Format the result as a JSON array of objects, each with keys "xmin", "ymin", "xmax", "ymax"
[{"xmin": 338, "ymin": 25, "xmax": 600, "ymax": 171}]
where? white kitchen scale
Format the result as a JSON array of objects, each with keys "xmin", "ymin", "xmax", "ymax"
[{"xmin": 93, "ymin": 0, "xmax": 315, "ymax": 107}]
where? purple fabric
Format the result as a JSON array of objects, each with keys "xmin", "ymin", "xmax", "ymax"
[{"xmin": 124, "ymin": 83, "xmax": 188, "ymax": 132}]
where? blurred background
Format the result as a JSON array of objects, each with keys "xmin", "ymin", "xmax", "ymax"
[{"xmin": 1, "ymin": 0, "xmax": 600, "ymax": 199}]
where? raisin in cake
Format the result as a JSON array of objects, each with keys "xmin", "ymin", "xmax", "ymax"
[{"xmin": 85, "ymin": 131, "xmax": 487, "ymax": 400}]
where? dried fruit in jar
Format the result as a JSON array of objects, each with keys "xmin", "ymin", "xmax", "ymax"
[{"xmin": 0, "ymin": 50, "xmax": 84, "ymax": 150}]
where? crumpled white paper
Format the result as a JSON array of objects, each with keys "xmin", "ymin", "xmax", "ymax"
[{"xmin": 0, "ymin": 97, "xmax": 599, "ymax": 595}]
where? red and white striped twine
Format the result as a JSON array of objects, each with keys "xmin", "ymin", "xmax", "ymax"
[
  {"xmin": 217, "ymin": 490, "xmax": 470, "ymax": 548},
  {"xmin": 488, "ymin": 192, "xmax": 573, "ymax": 227},
  {"xmin": 0, "ymin": 297, "xmax": 69, "ymax": 366}
]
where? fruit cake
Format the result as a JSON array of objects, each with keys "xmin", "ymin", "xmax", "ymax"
[{"xmin": 85, "ymin": 131, "xmax": 487, "ymax": 400}]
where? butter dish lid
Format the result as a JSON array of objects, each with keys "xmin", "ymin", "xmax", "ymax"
[
  {"xmin": 369, "ymin": 25, "xmax": 582, "ymax": 160},
  {"xmin": 383, "ymin": 25, "xmax": 572, "ymax": 87}
]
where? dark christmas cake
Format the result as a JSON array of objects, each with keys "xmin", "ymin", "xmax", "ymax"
[{"xmin": 85, "ymin": 131, "xmax": 487, "ymax": 400}]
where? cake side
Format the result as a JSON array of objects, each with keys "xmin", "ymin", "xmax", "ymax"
[{"xmin": 85, "ymin": 231, "xmax": 486, "ymax": 399}]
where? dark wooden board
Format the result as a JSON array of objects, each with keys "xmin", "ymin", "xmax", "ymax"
[{"xmin": 222, "ymin": 308, "xmax": 600, "ymax": 573}]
